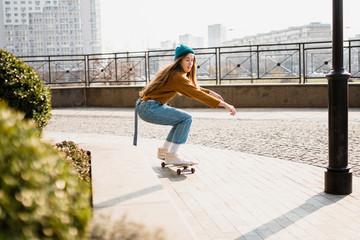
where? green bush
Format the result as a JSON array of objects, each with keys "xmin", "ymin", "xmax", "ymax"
[
  {"xmin": 89, "ymin": 216, "xmax": 166, "ymax": 240},
  {"xmin": 0, "ymin": 102, "xmax": 91, "ymax": 240},
  {"xmin": 55, "ymin": 141, "xmax": 92, "ymax": 184},
  {"xmin": 0, "ymin": 49, "xmax": 52, "ymax": 132}
]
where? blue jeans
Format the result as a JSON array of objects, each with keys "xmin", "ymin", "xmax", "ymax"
[{"xmin": 134, "ymin": 99, "xmax": 192, "ymax": 145}]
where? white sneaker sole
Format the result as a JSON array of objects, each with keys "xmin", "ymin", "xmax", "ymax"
[{"xmin": 158, "ymin": 155, "xmax": 166, "ymax": 160}]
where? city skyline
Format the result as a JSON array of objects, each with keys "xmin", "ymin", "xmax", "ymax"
[
  {"xmin": 1, "ymin": 0, "xmax": 359, "ymax": 55},
  {"xmin": 100, "ymin": 0, "xmax": 360, "ymax": 52}
]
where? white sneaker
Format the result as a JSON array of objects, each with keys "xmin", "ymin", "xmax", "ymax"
[
  {"xmin": 165, "ymin": 152, "xmax": 190, "ymax": 165},
  {"xmin": 157, "ymin": 148, "xmax": 168, "ymax": 160}
]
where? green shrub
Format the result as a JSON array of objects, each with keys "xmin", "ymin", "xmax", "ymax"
[
  {"xmin": 89, "ymin": 216, "xmax": 167, "ymax": 240},
  {"xmin": 55, "ymin": 141, "xmax": 92, "ymax": 184},
  {"xmin": 0, "ymin": 49, "xmax": 52, "ymax": 132},
  {"xmin": 0, "ymin": 102, "xmax": 91, "ymax": 240}
]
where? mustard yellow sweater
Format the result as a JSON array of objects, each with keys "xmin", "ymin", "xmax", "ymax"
[{"xmin": 141, "ymin": 71, "xmax": 221, "ymax": 109}]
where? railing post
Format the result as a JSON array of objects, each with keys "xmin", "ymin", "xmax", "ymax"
[
  {"xmin": 216, "ymin": 47, "xmax": 220, "ymax": 85},
  {"xmin": 325, "ymin": 0, "xmax": 352, "ymax": 195},
  {"xmin": 348, "ymin": 40, "xmax": 352, "ymax": 75},
  {"xmin": 250, "ymin": 45, "xmax": 254, "ymax": 83},
  {"xmin": 145, "ymin": 51, "xmax": 150, "ymax": 85},
  {"xmin": 302, "ymin": 44, "xmax": 306, "ymax": 83},
  {"xmin": 115, "ymin": 53, "xmax": 118, "ymax": 82},
  {"xmin": 298, "ymin": 43, "xmax": 302, "ymax": 83},
  {"xmin": 48, "ymin": 56, "xmax": 51, "ymax": 84},
  {"xmin": 256, "ymin": 45, "xmax": 260, "ymax": 80},
  {"xmin": 84, "ymin": 55, "xmax": 88, "ymax": 87}
]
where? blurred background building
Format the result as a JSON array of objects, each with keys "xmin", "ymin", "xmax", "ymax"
[
  {"xmin": 208, "ymin": 23, "xmax": 227, "ymax": 47},
  {"xmin": 0, "ymin": 0, "xmax": 101, "ymax": 56},
  {"xmin": 223, "ymin": 22, "xmax": 331, "ymax": 46}
]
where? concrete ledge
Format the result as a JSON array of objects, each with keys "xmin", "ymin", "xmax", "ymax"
[
  {"xmin": 50, "ymin": 84, "xmax": 360, "ymax": 108},
  {"xmin": 50, "ymin": 87, "xmax": 86, "ymax": 107}
]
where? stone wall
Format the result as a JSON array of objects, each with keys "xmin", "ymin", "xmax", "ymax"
[{"xmin": 50, "ymin": 84, "xmax": 360, "ymax": 108}]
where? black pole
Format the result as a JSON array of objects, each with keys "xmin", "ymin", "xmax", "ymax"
[{"xmin": 324, "ymin": 0, "xmax": 352, "ymax": 194}]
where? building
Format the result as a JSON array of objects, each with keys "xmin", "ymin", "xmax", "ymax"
[
  {"xmin": 0, "ymin": 0, "xmax": 101, "ymax": 56},
  {"xmin": 350, "ymin": 34, "xmax": 360, "ymax": 40},
  {"xmin": 178, "ymin": 34, "xmax": 204, "ymax": 48},
  {"xmin": 160, "ymin": 34, "xmax": 204, "ymax": 50},
  {"xmin": 160, "ymin": 40, "xmax": 176, "ymax": 50},
  {"xmin": 208, "ymin": 24, "xmax": 227, "ymax": 47},
  {"xmin": 224, "ymin": 22, "xmax": 332, "ymax": 46}
]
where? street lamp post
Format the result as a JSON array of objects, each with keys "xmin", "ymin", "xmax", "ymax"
[{"xmin": 325, "ymin": 0, "xmax": 352, "ymax": 194}]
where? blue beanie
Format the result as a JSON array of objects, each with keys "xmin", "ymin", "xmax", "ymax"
[{"xmin": 174, "ymin": 44, "xmax": 195, "ymax": 60}]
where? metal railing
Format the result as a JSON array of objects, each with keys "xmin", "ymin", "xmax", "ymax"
[{"xmin": 19, "ymin": 39, "xmax": 360, "ymax": 87}]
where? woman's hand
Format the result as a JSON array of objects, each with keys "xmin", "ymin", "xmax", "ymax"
[
  {"xmin": 209, "ymin": 90, "xmax": 224, "ymax": 101},
  {"xmin": 219, "ymin": 101, "xmax": 236, "ymax": 116}
]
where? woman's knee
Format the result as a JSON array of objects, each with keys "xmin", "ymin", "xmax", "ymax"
[{"xmin": 183, "ymin": 113, "xmax": 192, "ymax": 124}]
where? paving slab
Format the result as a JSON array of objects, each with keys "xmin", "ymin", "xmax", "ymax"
[
  {"xmin": 137, "ymin": 137, "xmax": 360, "ymax": 240},
  {"xmin": 43, "ymin": 132, "xmax": 196, "ymax": 240}
]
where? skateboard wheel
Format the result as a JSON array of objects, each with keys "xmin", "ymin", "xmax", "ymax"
[
  {"xmin": 183, "ymin": 166, "xmax": 188, "ymax": 169},
  {"xmin": 177, "ymin": 169, "xmax": 181, "ymax": 175},
  {"xmin": 161, "ymin": 162, "xmax": 166, "ymax": 168},
  {"xmin": 191, "ymin": 168, "xmax": 195, "ymax": 174}
]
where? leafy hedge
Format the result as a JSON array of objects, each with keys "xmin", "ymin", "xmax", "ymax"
[
  {"xmin": 90, "ymin": 216, "xmax": 166, "ymax": 240},
  {"xmin": 0, "ymin": 49, "xmax": 52, "ymax": 132},
  {"xmin": 0, "ymin": 102, "xmax": 91, "ymax": 240},
  {"xmin": 55, "ymin": 141, "xmax": 92, "ymax": 184}
]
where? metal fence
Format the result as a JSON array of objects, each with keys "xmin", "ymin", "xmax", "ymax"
[{"xmin": 19, "ymin": 39, "xmax": 360, "ymax": 87}]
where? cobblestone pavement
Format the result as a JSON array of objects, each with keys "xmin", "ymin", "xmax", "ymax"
[{"xmin": 45, "ymin": 109, "xmax": 360, "ymax": 176}]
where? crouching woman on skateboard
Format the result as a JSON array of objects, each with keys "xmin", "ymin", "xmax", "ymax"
[{"xmin": 134, "ymin": 45, "xmax": 236, "ymax": 165}]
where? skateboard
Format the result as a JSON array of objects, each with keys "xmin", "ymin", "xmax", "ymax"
[{"xmin": 161, "ymin": 161, "xmax": 198, "ymax": 175}]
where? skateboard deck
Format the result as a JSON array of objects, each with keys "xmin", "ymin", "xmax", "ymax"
[{"xmin": 161, "ymin": 161, "xmax": 198, "ymax": 175}]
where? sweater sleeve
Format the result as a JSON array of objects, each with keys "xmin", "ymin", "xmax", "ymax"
[
  {"xmin": 172, "ymin": 74, "xmax": 220, "ymax": 109},
  {"xmin": 200, "ymin": 87, "xmax": 210, "ymax": 94}
]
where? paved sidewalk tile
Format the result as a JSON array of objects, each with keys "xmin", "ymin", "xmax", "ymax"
[{"xmin": 137, "ymin": 137, "xmax": 360, "ymax": 240}]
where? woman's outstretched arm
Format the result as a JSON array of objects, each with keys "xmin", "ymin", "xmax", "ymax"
[{"xmin": 218, "ymin": 101, "xmax": 237, "ymax": 116}]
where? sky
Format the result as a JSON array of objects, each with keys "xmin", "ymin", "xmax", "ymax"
[{"xmin": 100, "ymin": 0, "xmax": 360, "ymax": 52}]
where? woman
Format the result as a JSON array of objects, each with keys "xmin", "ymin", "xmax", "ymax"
[{"xmin": 134, "ymin": 45, "xmax": 236, "ymax": 165}]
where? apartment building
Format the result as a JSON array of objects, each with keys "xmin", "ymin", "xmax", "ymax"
[
  {"xmin": 208, "ymin": 23, "xmax": 227, "ymax": 47},
  {"xmin": 179, "ymin": 34, "xmax": 204, "ymax": 48},
  {"xmin": 224, "ymin": 22, "xmax": 331, "ymax": 46},
  {"xmin": 0, "ymin": 0, "xmax": 101, "ymax": 56}
]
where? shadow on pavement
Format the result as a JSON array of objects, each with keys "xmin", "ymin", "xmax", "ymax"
[{"xmin": 235, "ymin": 192, "xmax": 346, "ymax": 239}]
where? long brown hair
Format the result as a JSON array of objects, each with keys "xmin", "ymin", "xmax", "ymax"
[{"xmin": 139, "ymin": 54, "xmax": 198, "ymax": 98}]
